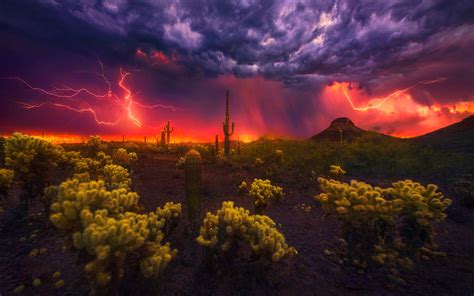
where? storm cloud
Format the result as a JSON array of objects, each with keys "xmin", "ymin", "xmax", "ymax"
[{"xmin": 0, "ymin": 0, "xmax": 473, "ymax": 138}]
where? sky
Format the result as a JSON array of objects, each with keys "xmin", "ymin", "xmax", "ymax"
[{"xmin": 0, "ymin": 0, "xmax": 473, "ymax": 142}]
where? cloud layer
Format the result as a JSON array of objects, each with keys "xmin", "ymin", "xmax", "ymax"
[{"xmin": 0, "ymin": 0, "xmax": 473, "ymax": 139}]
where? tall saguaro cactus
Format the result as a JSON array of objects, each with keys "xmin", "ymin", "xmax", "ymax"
[
  {"xmin": 163, "ymin": 121, "xmax": 174, "ymax": 145},
  {"xmin": 222, "ymin": 90, "xmax": 235, "ymax": 157},
  {"xmin": 185, "ymin": 149, "xmax": 202, "ymax": 227}
]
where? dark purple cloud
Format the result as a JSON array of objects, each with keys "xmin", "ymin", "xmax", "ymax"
[{"xmin": 0, "ymin": 0, "xmax": 473, "ymax": 138}]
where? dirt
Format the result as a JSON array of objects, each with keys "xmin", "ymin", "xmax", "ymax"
[{"xmin": 1, "ymin": 152, "xmax": 473, "ymax": 296}]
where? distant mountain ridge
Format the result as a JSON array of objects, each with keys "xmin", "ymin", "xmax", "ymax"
[
  {"xmin": 412, "ymin": 115, "xmax": 474, "ymax": 152},
  {"xmin": 310, "ymin": 117, "xmax": 391, "ymax": 142},
  {"xmin": 311, "ymin": 116, "xmax": 474, "ymax": 152}
]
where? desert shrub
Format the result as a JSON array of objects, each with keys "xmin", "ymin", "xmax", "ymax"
[
  {"xmin": 102, "ymin": 164, "xmax": 131, "ymax": 191},
  {"xmin": 112, "ymin": 148, "xmax": 138, "ymax": 167},
  {"xmin": 196, "ymin": 201, "xmax": 296, "ymax": 266},
  {"xmin": 123, "ymin": 142, "xmax": 139, "ymax": 152},
  {"xmin": 315, "ymin": 177, "xmax": 401, "ymax": 265},
  {"xmin": 86, "ymin": 136, "xmax": 106, "ymax": 156},
  {"xmin": 0, "ymin": 168, "xmax": 14, "ymax": 199},
  {"xmin": 4, "ymin": 133, "xmax": 62, "ymax": 208},
  {"xmin": 50, "ymin": 177, "xmax": 181, "ymax": 293},
  {"xmin": 192, "ymin": 144, "xmax": 214, "ymax": 164},
  {"xmin": 240, "ymin": 135, "xmax": 470, "ymax": 185},
  {"xmin": 389, "ymin": 180, "xmax": 452, "ymax": 255},
  {"xmin": 248, "ymin": 179, "xmax": 283, "ymax": 214}
]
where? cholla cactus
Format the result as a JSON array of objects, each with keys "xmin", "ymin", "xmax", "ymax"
[
  {"xmin": 5, "ymin": 133, "xmax": 62, "ymax": 208},
  {"xmin": 60, "ymin": 150, "xmax": 82, "ymax": 166},
  {"xmin": 96, "ymin": 152, "xmax": 112, "ymax": 167},
  {"xmin": 86, "ymin": 136, "xmax": 105, "ymax": 155},
  {"xmin": 74, "ymin": 205, "xmax": 180, "ymax": 290},
  {"xmin": 329, "ymin": 165, "xmax": 346, "ymax": 177},
  {"xmin": 49, "ymin": 177, "xmax": 181, "ymax": 293},
  {"xmin": 249, "ymin": 179, "xmax": 283, "ymax": 214},
  {"xmin": 315, "ymin": 177, "xmax": 401, "ymax": 264},
  {"xmin": 0, "ymin": 168, "xmax": 14, "ymax": 199},
  {"xmin": 50, "ymin": 179, "xmax": 140, "ymax": 231},
  {"xmin": 196, "ymin": 201, "xmax": 296, "ymax": 263},
  {"xmin": 112, "ymin": 148, "xmax": 138, "ymax": 167},
  {"xmin": 389, "ymin": 180, "xmax": 451, "ymax": 254},
  {"xmin": 71, "ymin": 157, "xmax": 100, "ymax": 181},
  {"xmin": 102, "ymin": 164, "xmax": 131, "ymax": 190},
  {"xmin": 238, "ymin": 181, "xmax": 247, "ymax": 193}
]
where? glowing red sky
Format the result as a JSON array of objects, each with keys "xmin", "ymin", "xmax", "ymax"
[{"xmin": 0, "ymin": 1, "xmax": 473, "ymax": 142}]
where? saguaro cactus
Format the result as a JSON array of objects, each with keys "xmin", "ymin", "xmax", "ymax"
[
  {"xmin": 160, "ymin": 131, "xmax": 166, "ymax": 147},
  {"xmin": 185, "ymin": 149, "xmax": 202, "ymax": 226},
  {"xmin": 222, "ymin": 90, "xmax": 234, "ymax": 157},
  {"xmin": 163, "ymin": 121, "xmax": 174, "ymax": 145}
]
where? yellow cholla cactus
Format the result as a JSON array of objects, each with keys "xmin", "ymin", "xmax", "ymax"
[
  {"xmin": 86, "ymin": 136, "xmax": 105, "ymax": 155},
  {"xmin": 60, "ymin": 150, "xmax": 82, "ymax": 166},
  {"xmin": 315, "ymin": 177, "xmax": 401, "ymax": 263},
  {"xmin": 140, "ymin": 242, "xmax": 178, "ymax": 278},
  {"xmin": 50, "ymin": 179, "xmax": 140, "ymax": 231},
  {"xmin": 0, "ymin": 168, "xmax": 14, "ymax": 198},
  {"xmin": 196, "ymin": 201, "xmax": 297, "ymax": 262},
  {"xmin": 73, "ymin": 205, "xmax": 180, "ymax": 288},
  {"xmin": 96, "ymin": 152, "xmax": 112, "ymax": 167},
  {"xmin": 50, "ymin": 177, "xmax": 181, "ymax": 291},
  {"xmin": 315, "ymin": 177, "xmax": 401, "ymax": 222},
  {"xmin": 389, "ymin": 180, "xmax": 451, "ymax": 225},
  {"xmin": 5, "ymin": 133, "xmax": 62, "ymax": 174},
  {"xmin": 249, "ymin": 179, "xmax": 284, "ymax": 213},
  {"xmin": 112, "ymin": 148, "xmax": 138, "ymax": 166},
  {"xmin": 102, "ymin": 164, "xmax": 131, "ymax": 190},
  {"xmin": 329, "ymin": 165, "xmax": 346, "ymax": 177},
  {"xmin": 389, "ymin": 180, "xmax": 451, "ymax": 253},
  {"xmin": 238, "ymin": 181, "xmax": 248, "ymax": 193}
]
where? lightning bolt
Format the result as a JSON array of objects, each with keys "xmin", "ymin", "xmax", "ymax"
[
  {"xmin": 18, "ymin": 102, "xmax": 121, "ymax": 125},
  {"xmin": 342, "ymin": 78, "xmax": 447, "ymax": 111},
  {"xmin": 7, "ymin": 60, "xmax": 177, "ymax": 127}
]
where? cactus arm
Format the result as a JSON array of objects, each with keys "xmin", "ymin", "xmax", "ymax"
[
  {"xmin": 230, "ymin": 122, "xmax": 235, "ymax": 135},
  {"xmin": 170, "ymin": 127, "xmax": 174, "ymax": 133}
]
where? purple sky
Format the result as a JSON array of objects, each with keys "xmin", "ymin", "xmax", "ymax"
[{"xmin": 0, "ymin": 0, "xmax": 473, "ymax": 140}]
